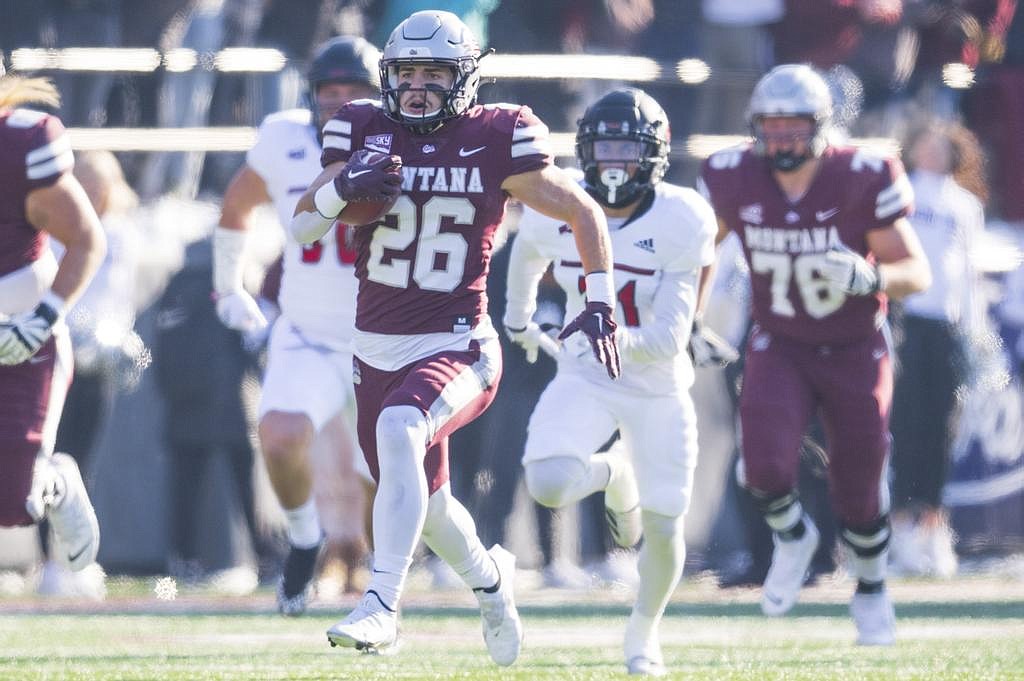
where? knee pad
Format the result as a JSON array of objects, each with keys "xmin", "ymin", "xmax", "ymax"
[
  {"xmin": 375, "ymin": 406, "xmax": 429, "ymax": 463},
  {"xmin": 524, "ymin": 457, "xmax": 587, "ymax": 508}
]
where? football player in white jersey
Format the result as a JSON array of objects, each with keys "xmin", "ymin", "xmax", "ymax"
[
  {"xmin": 505, "ymin": 88, "xmax": 717, "ymax": 677},
  {"xmin": 211, "ymin": 36, "xmax": 380, "ymax": 615}
]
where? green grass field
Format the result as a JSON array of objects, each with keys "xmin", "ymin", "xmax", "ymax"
[{"xmin": 1, "ymin": 574, "xmax": 1022, "ymax": 680}]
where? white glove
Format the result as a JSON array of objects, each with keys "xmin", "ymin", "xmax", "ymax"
[
  {"xmin": 215, "ymin": 290, "xmax": 268, "ymax": 334},
  {"xmin": 504, "ymin": 321, "xmax": 560, "ymax": 363},
  {"xmin": 212, "ymin": 225, "xmax": 267, "ymax": 333},
  {"xmin": 688, "ymin": 319, "xmax": 740, "ymax": 368},
  {"xmin": 0, "ymin": 301, "xmax": 60, "ymax": 366},
  {"xmin": 820, "ymin": 244, "xmax": 883, "ymax": 296}
]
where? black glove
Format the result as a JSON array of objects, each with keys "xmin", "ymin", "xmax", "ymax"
[
  {"xmin": 558, "ymin": 301, "xmax": 621, "ymax": 379},
  {"xmin": 335, "ymin": 149, "xmax": 403, "ymax": 203}
]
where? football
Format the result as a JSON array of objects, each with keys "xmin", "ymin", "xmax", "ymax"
[{"xmin": 338, "ymin": 196, "xmax": 397, "ymax": 227}]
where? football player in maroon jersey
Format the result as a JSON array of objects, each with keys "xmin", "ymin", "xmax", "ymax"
[
  {"xmin": 699, "ymin": 64, "xmax": 931, "ymax": 646},
  {"xmin": 290, "ymin": 10, "xmax": 618, "ymax": 665},
  {"xmin": 0, "ymin": 75, "xmax": 106, "ymax": 576}
]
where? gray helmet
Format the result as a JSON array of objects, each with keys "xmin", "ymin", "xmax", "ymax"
[
  {"xmin": 379, "ymin": 10, "xmax": 482, "ymax": 133},
  {"xmin": 747, "ymin": 64, "xmax": 832, "ymax": 171}
]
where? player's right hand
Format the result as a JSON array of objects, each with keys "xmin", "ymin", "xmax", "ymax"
[
  {"xmin": 558, "ymin": 302, "xmax": 621, "ymax": 379},
  {"xmin": 505, "ymin": 322, "xmax": 560, "ymax": 363},
  {"xmin": 215, "ymin": 290, "xmax": 268, "ymax": 334},
  {"xmin": 821, "ymin": 244, "xmax": 882, "ymax": 296},
  {"xmin": 335, "ymin": 149, "xmax": 403, "ymax": 203}
]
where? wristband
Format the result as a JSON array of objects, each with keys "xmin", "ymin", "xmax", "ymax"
[
  {"xmin": 584, "ymin": 271, "xmax": 615, "ymax": 306},
  {"xmin": 213, "ymin": 225, "xmax": 247, "ymax": 294},
  {"xmin": 38, "ymin": 289, "xmax": 66, "ymax": 323},
  {"xmin": 313, "ymin": 181, "xmax": 347, "ymax": 219}
]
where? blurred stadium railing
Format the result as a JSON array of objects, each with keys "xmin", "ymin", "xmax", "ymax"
[{"xmin": 10, "ymin": 47, "xmax": 911, "ymax": 159}]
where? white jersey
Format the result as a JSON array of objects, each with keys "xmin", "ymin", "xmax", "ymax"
[
  {"xmin": 510, "ymin": 178, "xmax": 718, "ymax": 396},
  {"xmin": 246, "ymin": 108, "xmax": 357, "ymax": 348},
  {"xmin": 902, "ymin": 170, "xmax": 984, "ymax": 323}
]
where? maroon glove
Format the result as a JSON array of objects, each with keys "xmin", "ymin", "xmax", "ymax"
[
  {"xmin": 558, "ymin": 301, "xmax": 621, "ymax": 379},
  {"xmin": 335, "ymin": 150, "xmax": 403, "ymax": 203}
]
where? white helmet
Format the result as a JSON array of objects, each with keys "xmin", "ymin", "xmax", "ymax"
[
  {"xmin": 747, "ymin": 64, "xmax": 833, "ymax": 170},
  {"xmin": 379, "ymin": 10, "xmax": 482, "ymax": 133}
]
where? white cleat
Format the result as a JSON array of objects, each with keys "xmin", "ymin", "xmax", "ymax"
[
  {"xmin": 27, "ymin": 454, "xmax": 100, "ymax": 572},
  {"xmin": 851, "ymin": 590, "xmax": 896, "ymax": 646},
  {"xmin": 327, "ymin": 591, "xmax": 399, "ymax": 654},
  {"xmin": 625, "ymin": 610, "xmax": 666, "ymax": 676},
  {"xmin": 276, "ymin": 540, "xmax": 323, "ymax": 616},
  {"xmin": 475, "ymin": 544, "xmax": 523, "ymax": 666},
  {"xmin": 761, "ymin": 517, "xmax": 819, "ymax": 616},
  {"xmin": 37, "ymin": 560, "xmax": 107, "ymax": 601},
  {"xmin": 627, "ymin": 656, "xmax": 667, "ymax": 677}
]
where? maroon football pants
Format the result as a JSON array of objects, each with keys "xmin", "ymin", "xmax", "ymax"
[
  {"xmin": 739, "ymin": 326, "xmax": 893, "ymax": 527},
  {"xmin": 0, "ymin": 336, "xmax": 68, "ymax": 526},
  {"xmin": 353, "ymin": 338, "xmax": 501, "ymax": 495}
]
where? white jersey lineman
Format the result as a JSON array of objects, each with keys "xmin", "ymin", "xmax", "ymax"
[
  {"xmin": 508, "ymin": 176, "xmax": 717, "ymax": 517},
  {"xmin": 246, "ymin": 109, "xmax": 358, "ymax": 431}
]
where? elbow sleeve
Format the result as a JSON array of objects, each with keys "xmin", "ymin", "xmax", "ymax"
[{"xmin": 289, "ymin": 209, "xmax": 333, "ymax": 244}]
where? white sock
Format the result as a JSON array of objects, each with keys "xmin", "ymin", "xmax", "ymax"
[
  {"xmin": 600, "ymin": 449, "xmax": 639, "ymax": 512},
  {"xmin": 636, "ymin": 510, "xmax": 686, "ymax": 620},
  {"xmin": 421, "ymin": 484, "xmax": 497, "ymax": 590},
  {"xmin": 366, "ymin": 405, "xmax": 430, "ymax": 609},
  {"xmin": 283, "ymin": 496, "xmax": 322, "ymax": 549}
]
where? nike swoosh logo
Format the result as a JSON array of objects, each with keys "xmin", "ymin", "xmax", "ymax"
[
  {"xmin": 458, "ymin": 145, "xmax": 486, "ymax": 157},
  {"xmin": 28, "ymin": 354, "xmax": 51, "ymax": 364},
  {"xmin": 67, "ymin": 543, "xmax": 90, "ymax": 564},
  {"xmin": 347, "ymin": 168, "xmax": 373, "ymax": 178},
  {"xmin": 815, "ymin": 208, "xmax": 839, "ymax": 222},
  {"xmin": 765, "ymin": 593, "xmax": 783, "ymax": 606}
]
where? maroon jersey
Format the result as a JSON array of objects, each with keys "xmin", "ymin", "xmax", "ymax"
[
  {"xmin": 321, "ymin": 102, "xmax": 551, "ymax": 335},
  {"xmin": 0, "ymin": 108, "xmax": 73, "ymax": 277},
  {"xmin": 700, "ymin": 144, "xmax": 913, "ymax": 345}
]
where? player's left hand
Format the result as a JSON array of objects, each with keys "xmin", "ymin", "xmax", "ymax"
[
  {"xmin": 688, "ymin": 319, "xmax": 740, "ymax": 368},
  {"xmin": 558, "ymin": 302, "xmax": 621, "ymax": 379},
  {"xmin": 0, "ymin": 302, "xmax": 59, "ymax": 366},
  {"xmin": 821, "ymin": 244, "xmax": 883, "ymax": 296}
]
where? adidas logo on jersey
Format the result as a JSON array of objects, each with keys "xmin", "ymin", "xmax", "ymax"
[{"xmin": 633, "ymin": 238, "xmax": 655, "ymax": 253}]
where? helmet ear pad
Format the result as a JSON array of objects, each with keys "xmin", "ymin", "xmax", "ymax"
[{"xmin": 575, "ymin": 88, "xmax": 670, "ymax": 208}]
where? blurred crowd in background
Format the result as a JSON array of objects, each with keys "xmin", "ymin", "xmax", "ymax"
[{"xmin": 0, "ymin": 0, "xmax": 1022, "ymax": 600}]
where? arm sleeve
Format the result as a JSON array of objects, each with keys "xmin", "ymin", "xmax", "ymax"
[
  {"xmin": 616, "ymin": 267, "xmax": 700, "ymax": 364},
  {"xmin": 503, "ymin": 231, "xmax": 552, "ymax": 329}
]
